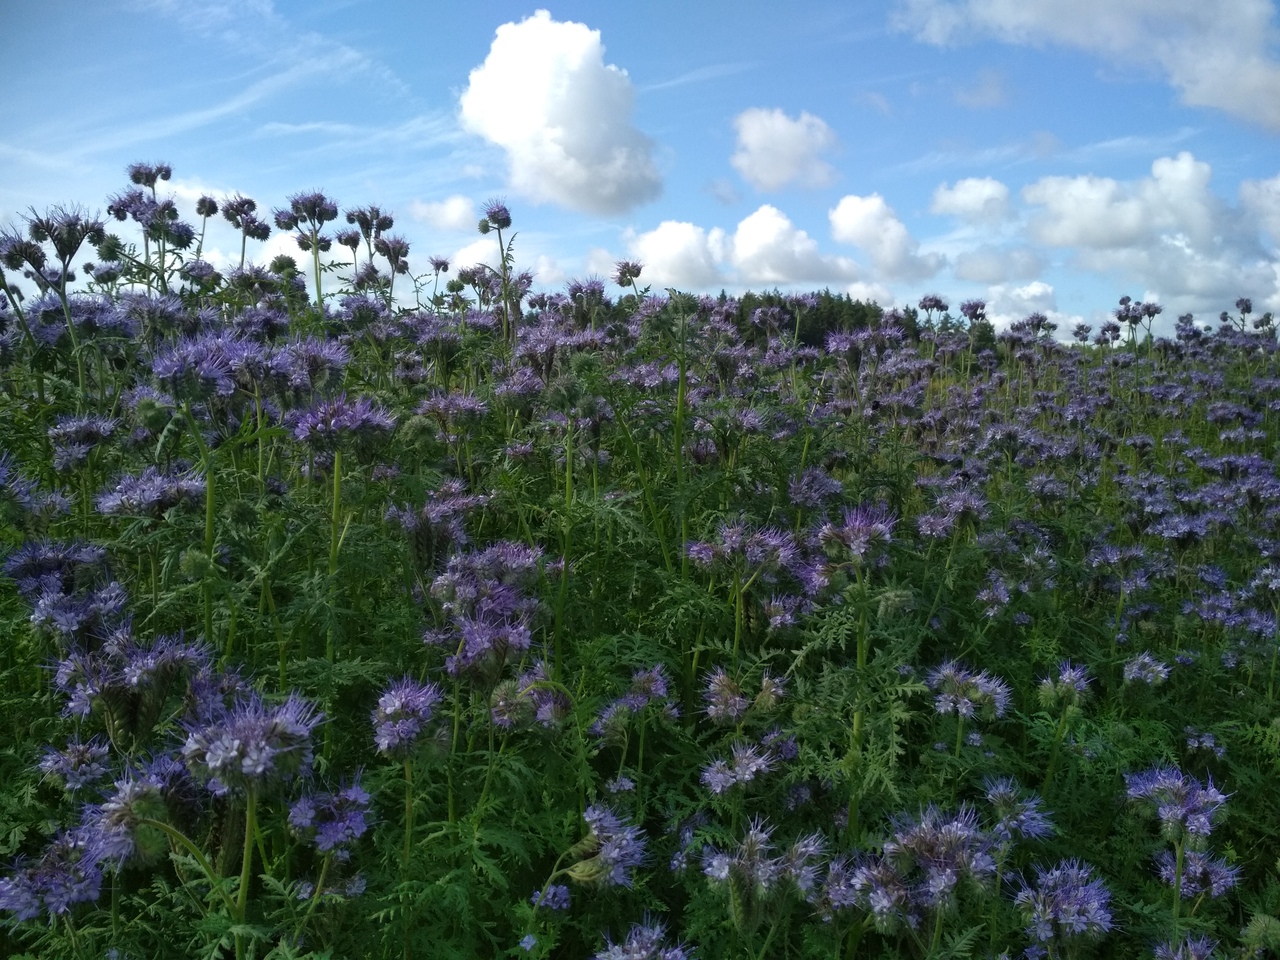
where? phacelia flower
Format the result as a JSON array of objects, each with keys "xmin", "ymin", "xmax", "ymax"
[
  {"xmin": 372, "ymin": 677, "xmax": 443, "ymax": 756},
  {"xmin": 182, "ymin": 692, "xmax": 322, "ymax": 797}
]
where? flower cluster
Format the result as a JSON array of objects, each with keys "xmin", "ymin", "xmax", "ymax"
[
  {"xmin": 566, "ymin": 805, "xmax": 647, "ymax": 888},
  {"xmin": 289, "ymin": 776, "xmax": 372, "ymax": 859},
  {"xmin": 926, "ymin": 660, "xmax": 1011, "ymax": 719},
  {"xmin": 371, "ymin": 677, "xmax": 443, "ymax": 757},
  {"xmin": 1013, "ymin": 859, "xmax": 1113, "ymax": 945},
  {"xmin": 182, "ymin": 692, "xmax": 321, "ymax": 797},
  {"xmin": 1124, "ymin": 766, "xmax": 1228, "ymax": 841}
]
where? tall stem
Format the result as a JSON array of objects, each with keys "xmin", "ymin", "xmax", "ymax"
[
  {"xmin": 235, "ymin": 792, "xmax": 258, "ymax": 960},
  {"xmin": 327, "ymin": 446, "xmax": 343, "ymax": 663}
]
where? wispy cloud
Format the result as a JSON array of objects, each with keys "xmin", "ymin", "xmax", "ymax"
[{"xmin": 640, "ymin": 62, "xmax": 756, "ymax": 93}]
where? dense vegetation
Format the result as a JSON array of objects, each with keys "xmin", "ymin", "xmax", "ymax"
[{"xmin": 1, "ymin": 163, "xmax": 1279, "ymax": 959}]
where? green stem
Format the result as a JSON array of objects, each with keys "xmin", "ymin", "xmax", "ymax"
[
  {"xmin": 237, "ymin": 793, "xmax": 258, "ymax": 933},
  {"xmin": 327, "ymin": 446, "xmax": 343, "ymax": 663},
  {"xmin": 402, "ymin": 758, "xmax": 414, "ymax": 872},
  {"xmin": 135, "ymin": 817, "xmax": 236, "ymax": 915}
]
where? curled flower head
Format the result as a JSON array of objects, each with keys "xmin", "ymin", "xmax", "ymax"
[
  {"xmin": 1014, "ymin": 859, "xmax": 1112, "ymax": 944},
  {"xmin": 372, "ymin": 677, "xmax": 443, "ymax": 757},
  {"xmin": 926, "ymin": 660, "xmax": 1011, "ymax": 720},
  {"xmin": 182, "ymin": 692, "xmax": 322, "ymax": 797},
  {"xmin": 1125, "ymin": 766, "xmax": 1227, "ymax": 842},
  {"xmin": 289, "ymin": 774, "xmax": 371, "ymax": 858},
  {"xmin": 567, "ymin": 805, "xmax": 647, "ymax": 888},
  {"xmin": 1123, "ymin": 652, "xmax": 1170, "ymax": 685}
]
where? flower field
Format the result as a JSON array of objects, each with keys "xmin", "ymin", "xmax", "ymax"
[{"xmin": 1, "ymin": 164, "xmax": 1279, "ymax": 959}]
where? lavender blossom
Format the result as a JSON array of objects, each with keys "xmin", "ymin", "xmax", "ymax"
[
  {"xmin": 371, "ymin": 677, "xmax": 443, "ymax": 757},
  {"xmin": 289, "ymin": 775, "xmax": 371, "ymax": 858},
  {"xmin": 182, "ymin": 692, "xmax": 322, "ymax": 797},
  {"xmin": 1037, "ymin": 660, "xmax": 1091, "ymax": 710},
  {"xmin": 1124, "ymin": 767, "xmax": 1228, "ymax": 841},
  {"xmin": 568, "ymin": 805, "xmax": 647, "ymax": 888},
  {"xmin": 96, "ymin": 466, "xmax": 205, "ymax": 517},
  {"xmin": 1013, "ymin": 859, "xmax": 1112, "ymax": 944},
  {"xmin": 39, "ymin": 737, "xmax": 110, "ymax": 792},
  {"xmin": 927, "ymin": 660, "xmax": 1011, "ymax": 719},
  {"xmin": 594, "ymin": 919, "xmax": 692, "ymax": 960}
]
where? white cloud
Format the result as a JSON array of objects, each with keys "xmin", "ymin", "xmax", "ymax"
[
  {"xmin": 952, "ymin": 246, "xmax": 1044, "ymax": 283},
  {"xmin": 1019, "ymin": 152, "xmax": 1278, "ymax": 316},
  {"xmin": 954, "ymin": 67, "xmax": 1007, "ymax": 108},
  {"xmin": 846, "ymin": 280, "xmax": 896, "ymax": 305},
  {"xmin": 930, "ymin": 176, "xmax": 1011, "ymax": 223},
  {"xmin": 1023, "ymin": 152, "xmax": 1223, "ymax": 249},
  {"xmin": 458, "ymin": 9, "xmax": 661, "ymax": 216},
  {"xmin": 829, "ymin": 193, "xmax": 944, "ymax": 280},
  {"xmin": 985, "ymin": 280, "xmax": 1085, "ymax": 333},
  {"xmin": 730, "ymin": 108, "xmax": 838, "ymax": 191},
  {"xmin": 450, "ymin": 235, "xmax": 502, "ymax": 273},
  {"xmin": 893, "ymin": 0, "xmax": 1280, "ymax": 131},
  {"xmin": 626, "ymin": 205, "xmax": 860, "ymax": 290},
  {"xmin": 729, "ymin": 205, "xmax": 859, "ymax": 284},
  {"xmin": 1241, "ymin": 174, "xmax": 1280, "ymax": 245},
  {"xmin": 529, "ymin": 253, "xmax": 565, "ymax": 286},
  {"xmin": 626, "ymin": 220, "xmax": 727, "ymax": 289},
  {"xmin": 410, "ymin": 195, "xmax": 476, "ymax": 232}
]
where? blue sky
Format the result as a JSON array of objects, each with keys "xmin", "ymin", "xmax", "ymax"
[{"xmin": 3, "ymin": 0, "xmax": 1280, "ymax": 333}]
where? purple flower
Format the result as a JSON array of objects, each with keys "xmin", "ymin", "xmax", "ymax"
[
  {"xmin": 592, "ymin": 664, "xmax": 678, "ymax": 737},
  {"xmin": 39, "ymin": 737, "xmax": 110, "ymax": 792},
  {"xmin": 1013, "ymin": 859, "xmax": 1112, "ymax": 943},
  {"xmin": 926, "ymin": 660, "xmax": 1011, "ymax": 719},
  {"xmin": 85, "ymin": 772, "xmax": 172, "ymax": 866},
  {"xmin": 594, "ymin": 920, "xmax": 692, "ymax": 960},
  {"xmin": 529, "ymin": 883, "xmax": 570, "ymax": 910},
  {"xmin": 568, "ymin": 805, "xmax": 647, "ymax": 888},
  {"xmin": 372, "ymin": 677, "xmax": 443, "ymax": 756},
  {"xmin": 96, "ymin": 466, "xmax": 205, "ymax": 517},
  {"xmin": 702, "ymin": 817, "xmax": 781, "ymax": 893},
  {"xmin": 817, "ymin": 503, "xmax": 896, "ymax": 563},
  {"xmin": 1038, "ymin": 660, "xmax": 1091, "ymax": 710},
  {"xmin": 482, "ymin": 199, "xmax": 512, "ymax": 231},
  {"xmin": 289, "ymin": 774, "xmax": 371, "ymax": 857},
  {"xmin": 1154, "ymin": 848, "xmax": 1239, "ymax": 898},
  {"xmin": 289, "ymin": 393, "xmax": 396, "ymax": 451},
  {"xmin": 983, "ymin": 777, "xmax": 1054, "ymax": 845},
  {"xmin": 1125, "ymin": 766, "xmax": 1228, "ymax": 841},
  {"xmin": 0, "ymin": 830, "xmax": 104, "ymax": 921},
  {"xmin": 182, "ymin": 692, "xmax": 322, "ymax": 797},
  {"xmin": 1154, "ymin": 934, "xmax": 1219, "ymax": 960},
  {"xmin": 1123, "ymin": 652, "xmax": 1170, "ymax": 685},
  {"xmin": 702, "ymin": 667, "xmax": 748, "ymax": 724}
]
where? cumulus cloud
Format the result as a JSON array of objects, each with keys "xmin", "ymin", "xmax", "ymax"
[
  {"xmin": 984, "ymin": 280, "xmax": 1084, "ymax": 333},
  {"xmin": 459, "ymin": 9, "xmax": 661, "ymax": 215},
  {"xmin": 626, "ymin": 205, "xmax": 861, "ymax": 290},
  {"xmin": 730, "ymin": 108, "xmax": 838, "ymax": 191},
  {"xmin": 892, "ymin": 0, "xmax": 1280, "ymax": 131},
  {"xmin": 930, "ymin": 176, "xmax": 1011, "ymax": 223},
  {"xmin": 829, "ymin": 193, "xmax": 945, "ymax": 280},
  {"xmin": 729, "ymin": 205, "xmax": 859, "ymax": 284},
  {"xmin": 1020, "ymin": 152, "xmax": 1278, "ymax": 314},
  {"xmin": 1241, "ymin": 174, "xmax": 1280, "ymax": 245},
  {"xmin": 449, "ymin": 235, "xmax": 502, "ymax": 273},
  {"xmin": 410, "ymin": 195, "xmax": 476, "ymax": 232},
  {"xmin": 626, "ymin": 220, "xmax": 727, "ymax": 289},
  {"xmin": 952, "ymin": 246, "xmax": 1044, "ymax": 283}
]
